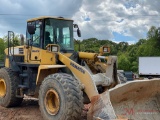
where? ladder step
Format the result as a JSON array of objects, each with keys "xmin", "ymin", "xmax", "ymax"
[
  {"xmin": 16, "ymin": 95, "xmax": 24, "ymax": 98},
  {"xmin": 19, "ymin": 73, "xmax": 28, "ymax": 77},
  {"xmin": 18, "ymin": 85, "xmax": 28, "ymax": 89}
]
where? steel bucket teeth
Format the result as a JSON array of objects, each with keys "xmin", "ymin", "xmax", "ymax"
[{"xmin": 87, "ymin": 91, "xmax": 117, "ymax": 120}]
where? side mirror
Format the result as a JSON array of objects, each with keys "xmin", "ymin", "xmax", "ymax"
[
  {"xmin": 73, "ymin": 24, "xmax": 78, "ymax": 28},
  {"xmin": 77, "ymin": 28, "xmax": 81, "ymax": 37},
  {"xmin": 74, "ymin": 24, "xmax": 81, "ymax": 37},
  {"xmin": 27, "ymin": 24, "xmax": 35, "ymax": 35}
]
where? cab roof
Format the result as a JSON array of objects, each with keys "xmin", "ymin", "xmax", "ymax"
[{"xmin": 27, "ymin": 16, "xmax": 73, "ymax": 22}]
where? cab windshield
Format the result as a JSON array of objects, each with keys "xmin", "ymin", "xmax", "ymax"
[{"xmin": 44, "ymin": 18, "xmax": 74, "ymax": 51}]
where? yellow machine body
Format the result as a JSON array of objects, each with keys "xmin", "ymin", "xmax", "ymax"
[{"xmin": 2, "ymin": 16, "xmax": 159, "ymax": 120}]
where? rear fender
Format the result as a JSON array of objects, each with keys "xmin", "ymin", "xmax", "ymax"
[{"xmin": 36, "ymin": 65, "xmax": 66, "ymax": 85}]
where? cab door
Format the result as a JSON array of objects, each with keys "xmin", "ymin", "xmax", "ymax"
[{"xmin": 26, "ymin": 20, "xmax": 42, "ymax": 63}]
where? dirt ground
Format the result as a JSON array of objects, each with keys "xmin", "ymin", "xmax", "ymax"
[
  {"xmin": 0, "ymin": 98, "xmax": 88, "ymax": 120},
  {"xmin": 0, "ymin": 99, "xmax": 42, "ymax": 120}
]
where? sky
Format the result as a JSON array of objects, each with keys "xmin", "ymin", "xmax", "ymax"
[{"xmin": 0, "ymin": 0, "xmax": 160, "ymax": 44}]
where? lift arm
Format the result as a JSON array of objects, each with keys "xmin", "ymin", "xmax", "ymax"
[
  {"xmin": 58, "ymin": 52, "xmax": 99, "ymax": 100},
  {"xmin": 58, "ymin": 52, "xmax": 117, "ymax": 120}
]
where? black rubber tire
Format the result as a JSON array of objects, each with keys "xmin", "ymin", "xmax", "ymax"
[
  {"xmin": 39, "ymin": 73, "xmax": 83, "ymax": 120},
  {"xmin": 0, "ymin": 67, "xmax": 23, "ymax": 107}
]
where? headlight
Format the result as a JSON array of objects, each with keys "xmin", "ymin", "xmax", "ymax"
[
  {"xmin": 99, "ymin": 46, "xmax": 110, "ymax": 55},
  {"xmin": 103, "ymin": 47, "xmax": 108, "ymax": 52},
  {"xmin": 46, "ymin": 45, "xmax": 59, "ymax": 52},
  {"xmin": 52, "ymin": 46, "xmax": 58, "ymax": 52}
]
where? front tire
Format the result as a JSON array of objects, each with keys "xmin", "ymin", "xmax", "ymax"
[
  {"xmin": 0, "ymin": 67, "xmax": 23, "ymax": 107},
  {"xmin": 39, "ymin": 73, "xmax": 83, "ymax": 120}
]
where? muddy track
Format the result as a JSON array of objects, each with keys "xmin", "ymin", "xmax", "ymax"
[
  {"xmin": 0, "ymin": 98, "xmax": 88, "ymax": 120},
  {"xmin": 0, "ymin": 99, "xmax": 42, "ymax": 120}
]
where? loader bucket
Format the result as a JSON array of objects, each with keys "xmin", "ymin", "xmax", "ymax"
[
  {"xmin": 110, "ymin": 79, "xmax": 160, "ymax": 120},
  {"xmin": 87, "ymin": 91, "xmax": 117, "ymax": 120},
  {"xmin": 87, "ymin": 91, "xmax": 128, "ymax": 120}
]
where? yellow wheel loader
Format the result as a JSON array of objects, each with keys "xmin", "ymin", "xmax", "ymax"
[{"xmin": 0, "ymin": 16, "xmax": 160, "ymax": 120}]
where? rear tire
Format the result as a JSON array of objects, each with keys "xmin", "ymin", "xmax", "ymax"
[
  {"xmin": 0, "ymin": 67, "xmax": 23, "ymax": 107},
  {"xmin": 39, "ymin": 73, "xmax": 83, "ymax": 120}
]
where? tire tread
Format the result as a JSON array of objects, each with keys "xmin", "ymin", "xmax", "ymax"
[{"xmin": 39, "ymin": 73, "xmax": 83, "ymax": 120}]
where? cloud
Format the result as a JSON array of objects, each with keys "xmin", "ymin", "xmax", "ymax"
[
  {"xmin": 0, "ymin": 0, "xmax": 160, "ymax": 43},
  {"xmin": 0, "ymin": 0, "xmax": 83, "ymax": 36},
  {"xmin": 73, "ymin": 0, "xmax": 160, "ymax": 41}
]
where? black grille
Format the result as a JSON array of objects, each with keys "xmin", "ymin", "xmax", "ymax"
[{"xmin": 19, "ymin": 48, "xmax": 24, "ymax": 54}]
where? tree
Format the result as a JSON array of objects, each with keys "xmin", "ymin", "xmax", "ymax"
[
  {"xmin": 2, "ymin": 34, "xmax": 20, "ymax": 47},
  {"xmin": 147, "ymin": 26, "xmax": 157, "ymax": 39},
  {"xmin": 118, "ymin": 54, "xmax": 131, "ymax": 71},
  {"xmin": 117, "ymin": 42, "xmax": 129, "ymax": 52},
  {"xmin": 136, "ymin": 39, "xmax": 147, "ymax": 46},
  {"xmin": 0, "ymin": 38, "xmax": 5, "ymax": 61},
  {"xmin": 0, "ymin": 34, "xmax": 20, "ymax": 62}
]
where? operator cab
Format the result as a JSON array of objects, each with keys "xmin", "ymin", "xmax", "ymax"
[{"xmin": 27, "ymin": 16, "xmax": 81, "ymax": 53}]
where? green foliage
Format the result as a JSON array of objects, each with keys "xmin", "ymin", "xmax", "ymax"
[
  {"xmin": 73, "ymin": 26, "xmax": 160, "ymax": 73},
  {"xmin": 0, "ymin": 34, "xmax": 20, "ymax": 62},
  {"xmin": 118, "ymin": 54, "xmax": 131, "ymax": 71},
  {"xmin": 2, "ymin": 35, "xmax": 20, "ymax": 47},
  {"xmin": 0, "ymin": 26, "xmax": 159, "ymax": 72},
  {"xmin": 0, "ymin": 38, "xmax": 5, "ymax": 61},
  {"xmin": 74, "ymin": 38, "xmax": 118, "ymax": 54}
]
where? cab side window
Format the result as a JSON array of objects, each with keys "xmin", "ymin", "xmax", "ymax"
[
  {"xmin": 32, "ymin": 21, "xmax": 41, "ymax": 47},
  {"xmin": 62, "ymin": 27, "xmax": 71, "ymax": 48},
  {"xmin": 26, "ymin": 22, "xmax": 32, "ymax": 43},
  {"xmin": 44, "ymin": 23, "xmax": 53, "ymax": 47}
]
